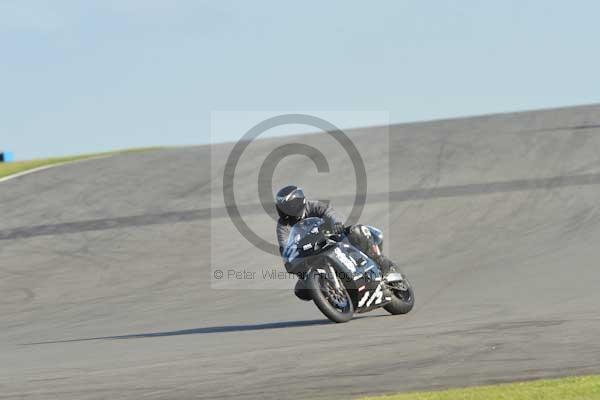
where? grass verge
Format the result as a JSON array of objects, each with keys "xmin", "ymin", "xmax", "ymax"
[
  {"xmin": 361, "ymin": 375, "xmax": 600, "ymax": 400},
  {"xmin": 0, "ymin": 148, "xmax": 162, "ymax": 180}
]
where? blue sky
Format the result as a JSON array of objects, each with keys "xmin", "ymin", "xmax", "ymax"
[{"xmin": 1, "ymin": 0, "xmax": 599, "ymax": 159}]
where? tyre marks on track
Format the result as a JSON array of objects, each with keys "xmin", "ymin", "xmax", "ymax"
[{"xmin": 3, "ymin": 171, "xmax": 600, "ymax": 241}]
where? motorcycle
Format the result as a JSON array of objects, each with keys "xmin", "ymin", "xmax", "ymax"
[{"xmin": 283, "ymin": 217, "xmax": 414, "ymax": 323}]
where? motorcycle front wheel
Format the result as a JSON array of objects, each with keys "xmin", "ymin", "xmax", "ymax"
[{"xmin": 307, "ymin": 270, "xmax": 354, "ymax": 323}]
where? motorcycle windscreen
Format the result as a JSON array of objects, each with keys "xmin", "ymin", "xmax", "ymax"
[{"xmin": 283, "ymin": 217, "xmax": 326, "ymax": 264}]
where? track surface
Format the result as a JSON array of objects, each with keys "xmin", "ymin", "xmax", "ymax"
[{"xmin": 2, "ymin": 105, "xmax": 600, "ymax": 399}]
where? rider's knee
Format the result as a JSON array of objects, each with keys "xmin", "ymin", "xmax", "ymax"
[
  {"xmin": 294, "ymin": 279, "xmax": 312, "ymax": 301},
  {"xmin": 348, "ymin": 224, "xmax": 371, "ymax": 246}
]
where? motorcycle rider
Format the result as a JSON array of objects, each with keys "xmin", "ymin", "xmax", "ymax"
[{"xmin": 275, "ymin": 185, "xmax": 397, "ymax": 300}]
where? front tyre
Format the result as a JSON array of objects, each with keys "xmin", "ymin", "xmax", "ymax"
[
  {"xmin": 384, "ymin": 278, "xmax": 415, "ymax": 315},
  {"xmin": 307, "ymin": 270, "xmax": 354, "ymax": 323}
]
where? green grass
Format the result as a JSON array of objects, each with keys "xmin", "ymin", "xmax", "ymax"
[
  {"xmin": 361, "ymin": 376, "xmax": 600, "ymax": 400},
  {"xmin": 0, "ymin": 148, "xmax": 162, "ymax": 180}
]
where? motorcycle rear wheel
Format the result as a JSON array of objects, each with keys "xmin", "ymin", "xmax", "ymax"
[
  {"xmin": 307, "ymin": 270, "xmax": 354, "ymax": 323},
  {"xmin": 384, "ymin": 278, "xmax": 415, "ymax": 315}
]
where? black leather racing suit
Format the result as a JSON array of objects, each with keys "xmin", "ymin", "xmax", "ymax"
[
  {"xmin": 276, "ymin": 200, "xmax": 344, "ymax": 256},
  {"xmin": 277, "ymin": 200, "xmax": 394, "ymax": 300}
]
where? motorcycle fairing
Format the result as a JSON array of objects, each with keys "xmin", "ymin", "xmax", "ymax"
[{"xmin": 322, "ymin": 242, "xmax": 392, "ymax": 312}]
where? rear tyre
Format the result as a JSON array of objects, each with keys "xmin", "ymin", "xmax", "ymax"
[
  {"xmin": 307, "ymin": 270, "xmax": 354, "ymax": 323},
  {"xmin": 384, "ymin": 278, "xmax": 415, "ymax": 315}
]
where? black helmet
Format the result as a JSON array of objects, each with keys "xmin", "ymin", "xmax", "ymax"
[{"xmin": 275, "ymin": 185, "xmax": 306, "ymax": 222}]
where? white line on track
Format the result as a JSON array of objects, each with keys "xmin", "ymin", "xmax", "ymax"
[{"xmin": 0, "ymin": 155, "xmax": 113, "ymax": 184}]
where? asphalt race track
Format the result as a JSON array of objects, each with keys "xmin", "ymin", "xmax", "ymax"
[{"xmin": 2, "ymin": 104, "xmax": 600, "ymax": 399}]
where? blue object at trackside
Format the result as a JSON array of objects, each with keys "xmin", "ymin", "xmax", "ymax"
[{"xmin": 1, "ymin": 151, "xmax": 14, "ymax": 162}]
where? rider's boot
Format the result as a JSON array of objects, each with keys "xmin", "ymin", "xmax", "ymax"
[
  {"xmin": 375, "ymin": 254, "xmax": 399, "ymax": 278},
  {"xmin": 294, "ymin": 278, "xmax": 312, "ymax": 301},
  {"xmin": 375, "ymin": 255, "xmax": 405, "ymax": 301}
]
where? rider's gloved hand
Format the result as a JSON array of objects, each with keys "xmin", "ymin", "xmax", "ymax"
[{"xmin": 332, "ymin": 222, "xmax": 345, "ymax": 234}]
